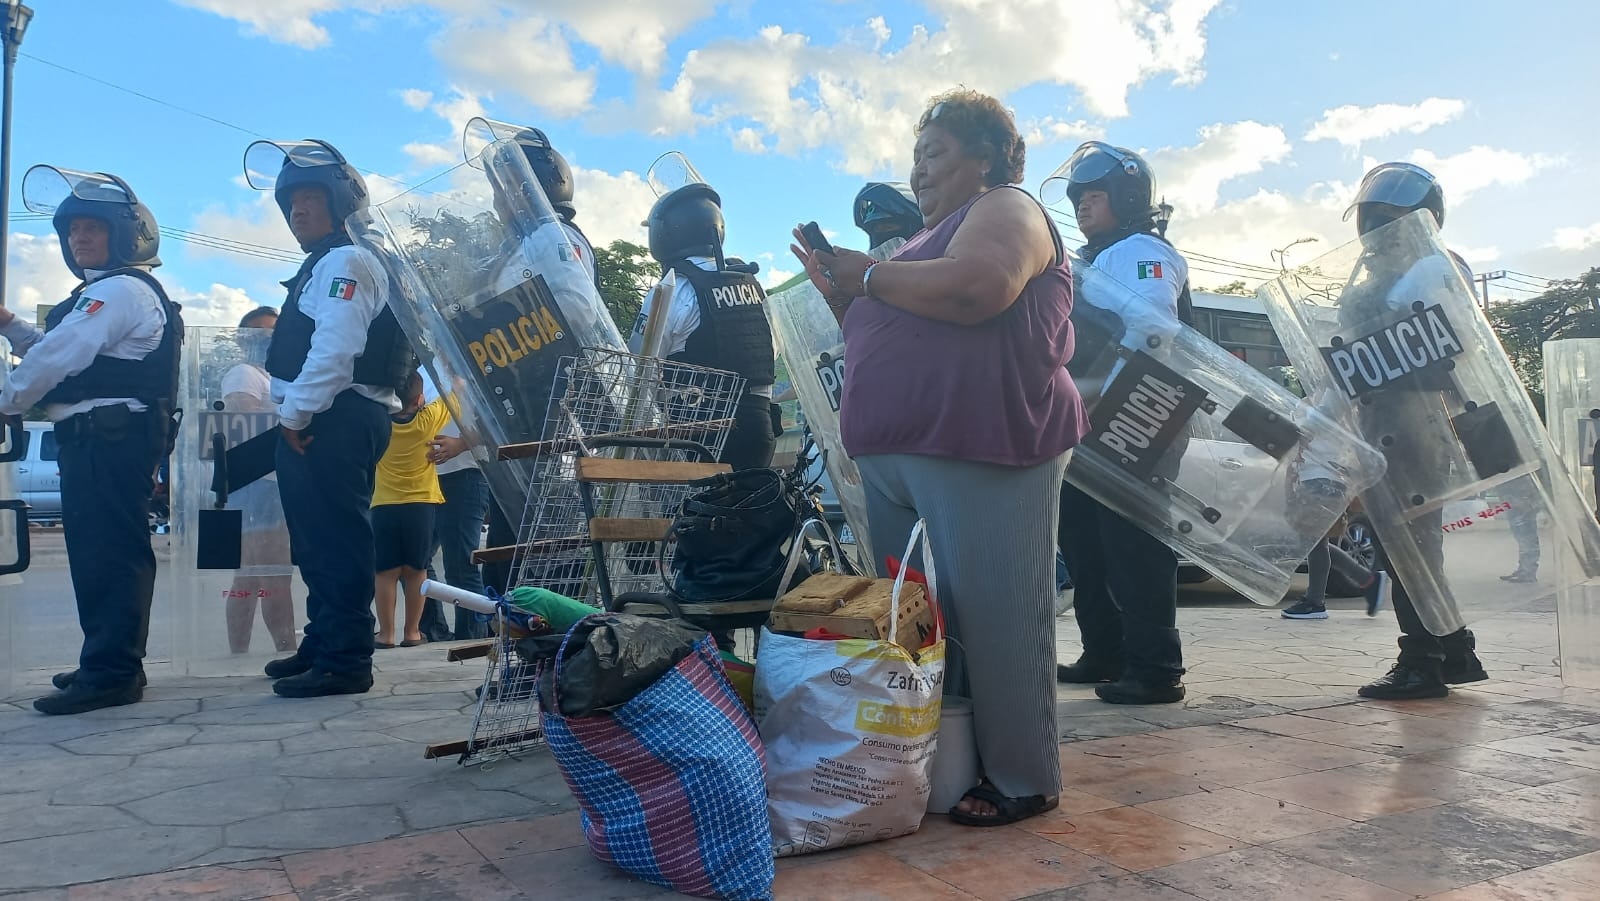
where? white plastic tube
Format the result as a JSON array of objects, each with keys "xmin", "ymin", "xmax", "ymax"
[{"xmin": 420, "ymin": 579, "xmax": 498, "ymax": 615}]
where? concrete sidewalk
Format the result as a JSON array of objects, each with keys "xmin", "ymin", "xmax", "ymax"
[{"xmin": 2, "ymin": 602, "xmax": 1593, "ymax": 899}]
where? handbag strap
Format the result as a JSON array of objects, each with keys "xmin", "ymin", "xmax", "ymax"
[
  {"xmin": 889, "ymin": 518, "xmax": 941, "ymax": 647},
  {"xmin": 774, "ymin": 516, "xmax": 848, "ymax": 598}
]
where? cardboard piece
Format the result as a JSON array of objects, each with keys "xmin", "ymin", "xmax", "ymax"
[{"xmin": 770, "ymin": 573, "xmax": 935, "ymax": 649}]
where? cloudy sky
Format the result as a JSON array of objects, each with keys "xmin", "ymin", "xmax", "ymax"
[{"xmin": 2, "ymin": 0, "xmax": 1595, "ymax": 328}]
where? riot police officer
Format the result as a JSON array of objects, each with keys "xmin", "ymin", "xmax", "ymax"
[
  {"xmin": 465, "ymin": 124, "xmax": 603, "ymax": 598},
  {"xmin": 250, "ymin": 139, "xmax": 412, "ymax": 698},
  {"xmin": 632, "ymin": 181, "xmax": 778, "ymax": 472},
  {"xmin": 854, "ymin": 181, "xmax": 923, "ymax": 251},
  {"xmin": 0, "ymin": 167, "xmax": 181, "ymax": 715},
  {"xmin": 1344, "ymin": 162, "xmax": 1489, "ymax": 700},
  {"xmin": 1053, "ymin": 142, "xmax": 1188, "ymax": 705}
]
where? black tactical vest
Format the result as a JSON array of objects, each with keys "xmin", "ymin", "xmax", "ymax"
[
  {"xmin": 265, "ymin": 234, "xmax": 414, "ymax": 392},
  {"xmin": 40, "ymin": 268, "xmax": 182, "ymax": 408},
  {"xmin": 665, "ymin": 260, "xmax": 775, "ymax": 386}
]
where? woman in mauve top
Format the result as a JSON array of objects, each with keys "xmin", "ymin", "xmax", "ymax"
[{"xmin": 791, "ymin": 89, "xmax": 1087, "ymax": 828}]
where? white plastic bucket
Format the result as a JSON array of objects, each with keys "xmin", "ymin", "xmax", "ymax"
[{"xmin": 926, "ymin": 696, "xmax": 978, "ymax": 813}]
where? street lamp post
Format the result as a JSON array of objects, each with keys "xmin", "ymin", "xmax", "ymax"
[{"xmin": 1, "ymin": 0, "xmax": 34, "ymax": 310}]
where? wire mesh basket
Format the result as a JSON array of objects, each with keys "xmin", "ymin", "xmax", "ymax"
[
  {"xmin": 509, "ymin": 347, "xmax": 745, "ymax": 602},
  {"xmin": 456, "ymin": 347, "xmax": 744, "ymax": 765}
]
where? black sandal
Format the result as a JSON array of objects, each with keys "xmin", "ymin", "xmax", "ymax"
[{"xmin": 948, "ymin": 783, "xmax": 1059, "ymax": 827}]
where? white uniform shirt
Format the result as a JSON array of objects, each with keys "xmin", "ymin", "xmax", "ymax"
[
  {"xmin": 1080, "ymin": 233, "xmax": 1188, "ymax": 389},
  {"xmin": 221, "ymin": 362, "xmax": 273, "ymax": 410},
  {"xmin": 270, "ymin": 244, "xmax": 402, "ymax": 430},
  {"xmin": 628, "ymin": 255, "xmax": 772, "ymax": 398},
  {"xmin": 0, "ymin": 268, "xmax": 168, "ymax": 421}
]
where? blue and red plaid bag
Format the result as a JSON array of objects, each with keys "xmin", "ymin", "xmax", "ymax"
[{"xmin": 542, "ymin": 624, "xmax": 774, "ymax": 901}]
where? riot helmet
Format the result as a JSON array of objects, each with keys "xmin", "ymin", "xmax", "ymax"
[
  {"xmin": 1041, "ymin": 141, "xmax": 1159, "ymax": 228},
  {"xmin": 854, "ymin": 182, "xmax": 922, "ymax": 247},
  {"xmin": 463, "ymin": 118, "xmax": 576, "ymax": 218},
  {"xmin": 643, "ymin": 152, "xmax": 724, "ymax": 265},
  {"xmin": 647, "ymin": 183, "xmax": 725, "ymax": 265},
  {"xmin": 22, "ymin": 165, "xmax": 161, "ymax": 278},
  {"xmin": 245, "ymin": 139, "xmax": 368, "ymax": 242},
  {"xmin": 1345, "ymin": 162, "xmax": 1444, "ymax": 236}
]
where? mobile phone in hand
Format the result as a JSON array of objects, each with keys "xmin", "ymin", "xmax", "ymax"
[{"xmin": 801, "ymin": 221, "xmax": 834, "ymax": 255}]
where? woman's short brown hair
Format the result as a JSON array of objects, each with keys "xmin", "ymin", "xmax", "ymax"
[{"xmin": 916, "ymin": 89, "xmax": 1025, "ymax": 187}]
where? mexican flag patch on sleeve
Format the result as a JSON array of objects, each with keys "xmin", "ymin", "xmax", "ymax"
[
  {"xmin": 1137, "ymin": 261, "xmax": 1163, "ymax": 279},
  {"xmin": 329, "ymin": 278, "xmax": 358, "ymax": 300},
  {"xmin": 74, "ymin": 297, "xmax": 105, "ymax": 314}
]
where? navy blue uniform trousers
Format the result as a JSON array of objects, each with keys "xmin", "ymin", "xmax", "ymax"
[
  {"xmin": 276, "ymin": 391, "xmax": 390, "ymax": 675},
  {"xmin": 57, "ymin": 408, "xmax": 161, "ymax": 688}
]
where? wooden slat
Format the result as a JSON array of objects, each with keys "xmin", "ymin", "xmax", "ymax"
[
  {"xmin": 576, "ymin": 457, "xmax": 729, "ymax": 484},
  {"xmin": 424, "ymin": 739, "xmax": 470, "ymax": 759},
  {"xmin": 496, "ymin": 418, "xmax": 738, "ymax": 461},
  {"xmin": 470, "ymin": 534, "xmax": 592, "ymax": 565},
  {"xmin": 445, "ymin": 640, "xmax": 495, "ymax": 662},
  {"xmin": 587, "ymin": 517, "xmax": 671, "ymax": 543}
]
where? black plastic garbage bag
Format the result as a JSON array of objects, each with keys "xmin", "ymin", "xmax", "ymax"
[{"xmin": 517, "ymin": 614, "xmax": 708, "ymax": 717}]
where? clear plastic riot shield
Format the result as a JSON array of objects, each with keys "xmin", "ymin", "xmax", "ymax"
[
  {"xmin": 1259, "ymin": 211, "xmax": 1600, "ymax": 637},
  {"xmin": 1064, "ymin": 259, "xmax": 1388, "ymax": 606},
  {"xmin": 170, "ymin": 326, "xmax": 305, "ymax": 672},
  {"xmin": 0, "ymin": 357, "xmax": 23, "ymax": 699},
  {"xmin": 763, "ymin": 240, "xmax": 904, "ymax": 573},
  {"xmin": 1542, "ymin": 338, "xmax": 1600, "ymax": 687},
  {"xmin": 352, "ymin": 138, "xmax": 627, "ymax": 531}
]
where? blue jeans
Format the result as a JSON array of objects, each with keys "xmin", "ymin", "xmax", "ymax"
[
  {"xmin": 277, "ymin": 391, "xmax": 391, "ymax": 675},
  {"xmin": 420, "ymin": 467, "xmax": 491, "ymax": 640}
]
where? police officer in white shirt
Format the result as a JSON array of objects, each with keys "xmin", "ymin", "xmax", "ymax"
[
  {"xmin": 1053, "ymin": 142, "xmax": 1189, "ymax": 705},
  {"xmin": 0, "ymin": 166, "xmax": 181, "ymax": 715},
  {"xmin": 630, "ymin": 181, "xmax": 777, "ymax": 472},
  {"xmin": 247, "ymin": 140, "xmax": 412, "ymax": 698}
]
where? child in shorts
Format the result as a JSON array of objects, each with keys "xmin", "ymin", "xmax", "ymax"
[{"xmin": 372, "ymin": 371, "xmax": 451, "ymax": 647}]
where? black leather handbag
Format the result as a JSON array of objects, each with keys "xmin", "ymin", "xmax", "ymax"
[{"xmin": 661, "ymin": 468, "xmax": 807, "ymax": 603}]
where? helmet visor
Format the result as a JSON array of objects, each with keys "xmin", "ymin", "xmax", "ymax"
[
  {"xmin": 856, "ymin": 183, "xmax": 919, "ymax": 225},
  {"xmin": 1343, "ymin": 163, "xmax": 1438, "ymax": 220},
  {"xmin": 646, "ymin": 151, "xmax": 707, "ymax": 197},
  {"xmin": 1040, "ymin": 142, "xmax": 1136, "ymax": 205},
  {"xmin": 244, "ymin": 140, "xmax": 348, "ymax": 191},
  {"xmin": 464, "ymin": 117, "xmax": 549, "ymax": 169},
  {"xmin": 22, "ymin": 165, "xmax": 136, "ymax": 214}
]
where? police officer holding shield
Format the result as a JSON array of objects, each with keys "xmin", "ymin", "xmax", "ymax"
[
  {"xmin": 1052, "ymin": 142, "xmax": 1189, "ymax": 705},
  {"xmin": 249, "ymin": 139, "xmax": 411, "ymax": 698},
  {"xmin": 632, "ymin": 180, "xmax": 778, "ymax": 472},
  {"xmin": 1342, "ymin": 163, "xmax": 1490, "ymax": 700},
  {"xmin": 0, "ymin": 166, "xmax": 181, "ymax": 715}
]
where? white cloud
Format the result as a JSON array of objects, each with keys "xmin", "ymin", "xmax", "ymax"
[
  {"xmin": 732, "ymin": 128, "xmax": 767, "ymax": 154},
  {"xmin": 399, "ymin": 88, "xmax": 434, "ymax": 110},
  {"xmin": 172, "ymin": 0, "xmax": 376, "ymax": 49},
  {"xmin": 432, "ymin": 15, "xmax": 599, "ymax": 118},
  {"xmin": 1453, "ymin": 245, "xmax": 1501, "ymax": 265},
  {"xmin": 2, "ymin": 232, "xmax": 82, "ymax": 329},
  {"xmin": 402, "ymin": 140, "xmax": 460, "ymax": 169},
  {"xmin": 1552, "ymin": 222, "xmax": 1600, "ymax": 252},
  {"xmin": 1304, "ymin": 98, "xmax": 1466, "ymax": 148},
  {"xmin": 1382, "ymin": 145, "xmax": 1560, "ymax": 203},
  {"xmin": 571, "ymin": 166, "xmax": 655, "ymax": 248},
  {"xmin": 169, "ymin": 282, "xmax": 266, "ymax": 328},
  {"xmin": 762, "ymin": 267, "xmax": 797, "ymax": 290},
  {"xmin": 1150, "ymin": 121, "xmax": 1293, "ymax": 213},
  {"xmin": 190, "ymin": 194, "xmax": 302, "ymax": 268}
]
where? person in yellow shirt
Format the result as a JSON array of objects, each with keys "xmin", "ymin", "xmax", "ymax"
[{"xmin": 372, "ymin": 371, "xmax": 450, "ymax": 647}]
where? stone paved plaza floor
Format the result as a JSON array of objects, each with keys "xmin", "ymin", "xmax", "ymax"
[{"xmin": 3, "ymin": 596, "xmax": 1599, "ymax": 899}]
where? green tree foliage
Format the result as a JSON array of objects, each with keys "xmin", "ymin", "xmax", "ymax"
[
  {"xmin": 1487, "ymin": 267, "xmax": 1600, "ymax": 414},
  {"xmin": 593, "ymin": 240, "xmax": 658, "ymax": 335},
  {"xmin": 1204, "ymin": 279, "xmax": 1257, "ymax": 297}
]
